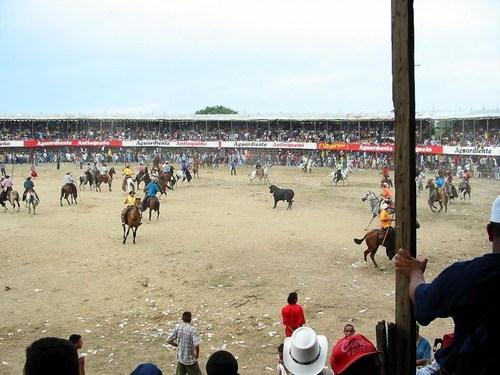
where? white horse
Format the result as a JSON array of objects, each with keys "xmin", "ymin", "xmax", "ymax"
[
  {"xmin": 416, "ymin": 171, "xmax": 426, "ymax": 196},
  {"xmin": 361, "ymin": 191, "xmax": 382, "ymax": 230},
  {"xmin": 26, "ymin": 191, "xmax": 39, "ymax": 215},
  {"xmin": 299, "ymin": 157, "xmax": 314, "ymax": 174},
  {"xmin": 248, "ymin": 166, "xmax": 271, "ymax": 184}
]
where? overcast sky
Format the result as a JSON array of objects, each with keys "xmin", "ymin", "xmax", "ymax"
[{"xmin": 0, "ymin": 0, "xmax": 498, "ymax": 115}]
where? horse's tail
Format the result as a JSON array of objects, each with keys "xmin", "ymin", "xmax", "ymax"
[{"xmin": 353, "ymin": 234, "xmax": 367, "ymax": 245}]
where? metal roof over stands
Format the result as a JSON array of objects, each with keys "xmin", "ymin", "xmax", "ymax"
[{"xmin": 0, "ymin": 110, "xmax": 499, "ymax": 121}]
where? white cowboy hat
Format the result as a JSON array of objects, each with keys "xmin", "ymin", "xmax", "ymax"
[
  {"xmin": 380, "ymin": 202, "xmax": 389, "ymax": 210},
  {"xmin": 284, "ymin": 327, "xmax": 328, "ymax": 375}
]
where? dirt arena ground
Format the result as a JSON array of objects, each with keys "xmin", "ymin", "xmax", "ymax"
[{"xmin": 0, "ymin": 163, "xmax": 497, "ymax": 374}]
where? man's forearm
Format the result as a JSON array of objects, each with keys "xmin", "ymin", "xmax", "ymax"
[{"xmin": 408, "ymin": 271, "xmax": 426, "ymax": 303}]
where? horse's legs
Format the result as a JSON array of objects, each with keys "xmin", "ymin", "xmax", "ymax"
[
  {"xmin": 60, "ymin": 193, "xmax": 64, "ymax": 207},
  {"xmin": 365, "ymin": 215, "xmax": 376, "ymax": 231},
  {"xmin": 149, "ymin": 208, "xmax": 152, "ymax": 221},
  {"xmin": 157, "ymin": 207, "xmax": 160, "ymax": 220},
  {"xmin": 123, "ymin": 225, "xmax": 130, "ymax": 244},
  {"xmin": 369, "ymin": 250, "xmax": 378, "ymax": 268},
  {"xmin": 108, "ymin": 182, "xmax": 112, "ymax": 192},
  {"xmin": 132, "ymin": 227, "xmax": 137, "ymax": 244}
]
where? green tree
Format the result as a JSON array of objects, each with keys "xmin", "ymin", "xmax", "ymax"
[{"xmin": 195, "ymin": 105, "xmax": 238, "ymax": 114}]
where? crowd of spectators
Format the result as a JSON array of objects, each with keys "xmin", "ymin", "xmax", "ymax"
[{"xmin": 1, "ymin": 120, "xmax": 499, "ymax": 145}]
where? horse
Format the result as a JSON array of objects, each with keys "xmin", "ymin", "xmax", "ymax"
[
  {"xmin": 142, "ymin": 196, "xmax": 160, "ymax": 221},
  {"xmin": 95, "ymin": 167, "xmax": 116, "ymax": 192},
  {"xmin": 444, "ymin": 182, "xmax": 458, "ymax": 203},
  {"xmin": 329, "ymin": 165, "xmax": 352, "ymax": 186},
  {"xmin": 121, "ymin": 174, "xmax": 135, "ymax": 193},
  {"xmin": 248, "ymin": 166, "xmax": 271, "ymax": 184},
  {"xmin": 459, "ymin": 179, "xmax": 471, "ymax": 200},
  {"xmin": 1, "ymin": 190, "xmax": 20, "ymax": 212},
  {"xmin": 415, "ymin": 172, "xmax": 425, "ymax": 196},
  {"xmin": 135, "ymin": 167, "xmax": 151, "ymax": 190},
  {"xmin": 299, "ymin": 157, "xmax": 314, "ymax": 174},
  {"xmin": 361, "ymin": 191, "xmax": 382, "ymax": 230},
  {"xmin": 353, "ymin": 229, "xmax": 396, "ymax": 268},
  {"xmin": 123, "ymin": 198, "xmax": 142, "ymax": 244},
  {"xmin": 160, "ymin": 171, "xmax": 176, "ymax": 191},
  {"xmin": 25, "ymin": 190, "xmax": 39, "ymax": 215},
  {"xmin": 60, "ymin": 183, "xmax": 78, "ymax": 206},
  {"xmin": 79, "ymin": 170, "xmax": 94, "ymax": 191},
  {"xmin": 426, "ymin": 179, "xmax": 448, "ymax": 213},
  {"xmin": 175, "ymin": 169, "xmax": 192, "ymax": 184}
]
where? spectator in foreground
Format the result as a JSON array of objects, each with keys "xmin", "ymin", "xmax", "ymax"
[
  {"xmin": 130, "ymin": 363, "xmax": 163, "ymax": 375},
  {"xmin": 277, "ymin": 343, "xmax": 289, "ymax": 375},
  {"xmin": 68, "ymin": 334, "xmax": 85, "ymax": 375},
  {"xmin": 343, "ymin": 324, "xmax": 355, "ymax": 338},
  {"xmin": 206, "ymin": 350, "xmax": 239, "ymax": 375},
  {"xmin": 330, "ymin": 334, "xmax": 380, "ymax": 375},
  {"xmin": 281, "ymin": 292, "xmax": 306, "ymax": 337},
  {"xmin": 167, "ymin": 311, "xmax": 202, "ymax": 375},
  {"xmin": 283, "ymin": 326, "xmax": 332, "ymax": 375},
  {"xmin": 395, "ymin": 195, "xmax": 500, "ymax": 375},
  {"xmin": 24, "ymin": 337, "xmax": 79, "ymax": 375},
  {"xmin": 416, "ymin": 324, "xmax": 432, "ymax": 367}
]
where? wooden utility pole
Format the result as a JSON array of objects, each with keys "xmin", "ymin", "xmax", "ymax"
[{"xmin": 391, "ymin": 0, "xmax": 416, "ymax": 374}]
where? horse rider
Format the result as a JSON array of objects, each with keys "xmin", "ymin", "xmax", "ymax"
[
  {"xmin": 121, "ymin": 190, "xmax": 137, "ymax": 225},
  {"xmin": 382, "ymin": 163, "xmax": 390, "ymax": 180},
  {"xmin": 463, "ymin": 168, "xmax": 472, "ymax": 183},
  {"xmin": 122, "ymin": 164, "xmax": 134, "ymax": 189},
  {"xmin": 379, "ymin": 201, "xmax": 396, "ymax": 254},
  {"xmin": 380, "ymin": 182, "xmax": 392, "ymax": 207},
  {"xmin": 22, "ymin": 176, "xmax": 39, "ymax": 201},
  {"xmin": 335, "ymin": 163, "xmax": 343, "ymax": 182},
  {"xmin": 138, "ymin": 161, "xmax": 145, "ymax": 174},
  {"xmin": 64, "ymin": 172, "xmax": 76, "ymax": 189},
  {"xmin": 142, "ymin": 180, "xmax": 159, "ymax": 210},
  {"xmin": 100, "ymin": 163, "xmax": 108, "ymax": 175},
  {"xmin": 435, "ymin": 171, "xmax": 446, "ymax": 202},
  {"xmin": 1, "ymin": 174, "xmax": 13, "ymax": 202},
  {"xmin": 162, "ymin": 161, "xmax": 172, "ymax": 174}
]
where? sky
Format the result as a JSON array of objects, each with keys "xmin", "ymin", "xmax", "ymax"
[{"xmin": 0, "ymin": 0, "xmax": 499, "ymax": 116}]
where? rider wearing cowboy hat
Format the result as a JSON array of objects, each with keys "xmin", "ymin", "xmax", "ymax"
[
  {"xmin": 379, "ymin": 201, "xmax": 396, "ymax": 255},
  {"xmin": 121, "ymin": 190, "xmax": 137, "ymax": 225}
]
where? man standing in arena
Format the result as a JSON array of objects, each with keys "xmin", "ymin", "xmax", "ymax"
[
  {"xmin": 167, "ymin": 311, "xmax": 202, "ymax": 375},
  {"xmin": 281, "ymin": 292, "xmax": 306, "ymax": 337},
  {"xmin": 396, "ymin": 196, "xmax": 500, "ymax": 375}
]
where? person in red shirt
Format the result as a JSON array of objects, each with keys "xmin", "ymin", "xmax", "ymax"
[{"xmin": 281, "ymin": 292, "xmax": 306, "ymax": 337}]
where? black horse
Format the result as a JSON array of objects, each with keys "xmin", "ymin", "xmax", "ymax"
[{"xmin": 79, "ymin": 170, "xmax": 94, "ymax": 191}]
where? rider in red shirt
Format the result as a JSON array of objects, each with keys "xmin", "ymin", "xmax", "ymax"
[{"xmin": 281, "ymin": 292, "xmax": 306, "ymax": 337}]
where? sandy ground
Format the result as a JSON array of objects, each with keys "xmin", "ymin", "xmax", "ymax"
[{"xmin": 0, "ymin": 163, "xmax": 497, "ymax": 374}]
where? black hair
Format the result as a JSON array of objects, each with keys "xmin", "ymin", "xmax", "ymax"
[
  {"xmin": 68, "ymin": 334, "xmax": 81, "ymax": 345},
  {"xmin": 287, "ymin": 292, "xmax": 298, "ymax": 304},
  {"xmin": 206, "ymin": 350, "xmax": 238, "ymax": 375},
  {"xmin": 24, "ymin": 337, "xmax": 79, "ymax": 375},
  {"xmin": 344, "ymin": 324, "xmax": 355, "ymax": 330},
  {"xmin": 182, "ymin": 311, "xmax": 192, "ymax": 323},
  {"xmin": 490, "ymin": 222, "xmax": 500, "ymax": 238},
  {"xmin": 341, "ymin": 354, "xmax": 381, "ymax": 375}
]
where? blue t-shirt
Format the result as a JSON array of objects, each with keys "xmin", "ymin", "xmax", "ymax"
[
  {"xmin": 145, "ymin": 182, "xmax": 159, "ymax": 197},
  {"xmin": 416, "ymin": 336, "xmax": 432, "ymax": 361},
  {"xmin": 415, "ymin": 253, "xmax": 500, "ymax": 375},
  {"xmin": 435, "ymin": 177, "xmax": 445, "ymax": 188}
]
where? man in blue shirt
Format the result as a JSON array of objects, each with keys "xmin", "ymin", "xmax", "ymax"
[
  {"xmin": 435, "ymin": 172, "xmax": 446, "ymax": 203},
  {"xmin": 396, "ymin": 195, "xmax": 500, "ymax": 375},
  {"xmin": 142, "ymin": 181, "xmax": 159, "ymax": 210},
  {"xmin": 416, "ymin": 324, "xmax": 432, "ymax": 367}
]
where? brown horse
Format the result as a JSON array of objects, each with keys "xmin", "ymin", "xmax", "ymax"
[
  {"xmin": 353, "ymin": 229, "xmax": 396, "ymax": 268},
  {"xmin": 123, "ymin": 198, "xmax": 142, "ymax": 244},
  {"xmin": 426, "ymin": 179, "xmax": 448, "ymax": 213},
  {"xmin": 60, "ymin": 183, "xmax": 78, "ymax": 206},
  {"xmin": 95, "ymin": 168, "xmax": 116, "ymax": 192},
  {"xmin": 142, "ymin": 196, "xmax": 160, "ymax": 221}
]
